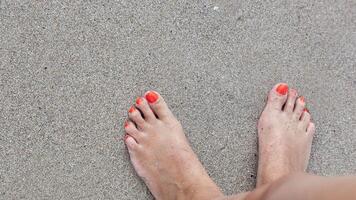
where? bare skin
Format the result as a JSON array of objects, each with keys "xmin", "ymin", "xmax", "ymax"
[
  {"xmin": 124, "ymin": 84, "xmax": 356, "ymax": 200},
  {"xmin": 230, "ymin": 83, "xmax": 356, "ymax": 200},
  {"xmin": 256, "ymin": 83, "xmax": 315, "ymax": 186},
  {"xmin": 124, "ymin": 84, "xmax": 314, "ymax": 200},
  {"xmin": 226, "ymin": 83, "xmax": 315, "ymax": 199},
  {"xmin": 124, "ymin": 91, "xmax": 223, "ymax": 200}
]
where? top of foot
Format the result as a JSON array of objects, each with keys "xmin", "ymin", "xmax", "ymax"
[
  {"xmin": 124, "ymin": 91, "xmax": 222, "ymax": 200},
  {"xmin": 257, "ymin": 83, "xmax": 315, "ymax": 186}
]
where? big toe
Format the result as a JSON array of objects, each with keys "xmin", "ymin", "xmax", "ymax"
[
  {"xmin": 145, "ymin": 91, "xmax": 174, "ymax": 121},
  {"xmin": 266, "ymin": 83, "xmax": 289, "ymax": 110}
]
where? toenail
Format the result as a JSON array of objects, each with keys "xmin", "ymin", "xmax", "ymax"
[
  {"xmin": 124, "ymin": 121, "xmax": 129, "ymax": 128},
  {"xmin": 299, "ymin": 96, "xmax": 305, "ymax": 103},
  {"xmin": 276, "ymin": 84, "xmax": 288, "ymax": 95},
  {"xmin": 128, "ymin": 106, "xmax": 136, "ymax": 113},
  {"xmin": 304, "ymin": 108, "xmax": 309, "ymax": 113},
  {"xmin": 136, "ymin": 97, "xmax": 143, "ymax": 105},
  {"xmin": 145, "ymin": 91, "xmax": 159, "ymax": 103}
]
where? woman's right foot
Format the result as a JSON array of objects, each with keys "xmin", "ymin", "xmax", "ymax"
[{"xmin": 256, "ymin": 83, "xmax": 316, "ymax": 186}]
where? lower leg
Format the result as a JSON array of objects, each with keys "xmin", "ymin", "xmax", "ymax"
[{"xmin": 245, "ymin": 173, "xmax": 356, "ymax": 200}]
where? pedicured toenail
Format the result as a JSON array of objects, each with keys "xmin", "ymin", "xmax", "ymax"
[
  {"xmin": 124, "ymin": 121, "xmax": 129, "ymax": 128},
  {"xmin": 276, "ymin": 84, "xmax": 289, "ymax": 95},
  {"xmin": 128, "ymin": 106, "xmax": 136, "ymax": 113},
  {"xmin": 136, "ymin": 97, "xmax": 143, "ymax": 105},
  {"xmin": 299, "ymin": 96, "xmax": 305, "ymax": 103},
  {"xmin": 145, "ymin": 91, "xmax": 158, "ymax": 103},
  {"xmin": 304, "ymin": 108, "xmax": 309, "ymax": 113}
]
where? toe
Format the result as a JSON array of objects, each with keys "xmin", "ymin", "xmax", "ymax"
[
  {"xmin": 300, "ymin": 110, "xmax": 311, "ymax": 131},
  {"xmin": 306, "ymin": 122, "xmax": 316, "ymax": 135},
  {"xmin": 135, "ymin": 97, "xmax": 156, "ymax": 122},
  {"xmin": 128, "ymin": 105, "xmax": 146, "ymax": 128},
  {"xmin": 284, "ymin": 89, "xmax": 298, "ymax": 113},
  {"xmin": 266, "ymin": 83, "xmax": 289, "ymax": 110},
  {"xmin": 124, "ymin": 134, "xmax": 139, "ymax": 150},
  {"xmin": 145, "ymin": 91, "xmax": 174, "ymax": 121},
  {"xmin": 124, "ymin": 120, "xmax": 143, "ymax": 141},
  {"xmin": 294, "ymin": 96, "xmax": 306, "ymax": 119}
]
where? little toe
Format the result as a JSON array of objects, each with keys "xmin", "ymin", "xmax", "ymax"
[
  {"xmin": 124, "ymin": 120, "xmax": 142, "ymax": 141},
  {"xmin": 266, "ymin": 83, "xmax": 289, "ymax": 110},
  {"xmin": 306, "ymin": 122, "xmax": 316, "ymax": 135},
  {"xmin": 294, "ymin": 96, "xmax": 306, "ymax": 119},
  {"xmin": 128, "ymin": 105, "xmax": 146, "ymax": 128},
  {"xmin": 124, "ymin": 134, "xmax": 139, "ymax": 151},
  {"xmin": 145, "ymin": 91, "xmax": 174, "ymax": 121},
  {"xmin": 284, "ymin": 89, "xmax": 298, "ymax": 113},
  {"xmin": 135, "ymin": 97, "xmax": 156, "ymax": 122},
  {"xmin": 300, "ymin": 111, "xmax": 311, "ymax": 131}
]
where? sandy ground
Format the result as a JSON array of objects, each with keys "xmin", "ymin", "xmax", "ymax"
[{"xmin": 0, "ymin": 0, "xmax": 355, "ymax": 199}]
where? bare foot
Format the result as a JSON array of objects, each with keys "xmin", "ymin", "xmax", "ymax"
[
  {"xmin": 256, "ymin": 83, "xmax": 315, "ymax": 186},
  {"xmin": 124, "ymin": 91, "xmax": 223, "ymax": 200}
]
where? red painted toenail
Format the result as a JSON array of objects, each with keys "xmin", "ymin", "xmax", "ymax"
[
  {"xmin": 300, "ymin": 96, "xmax": 305, "ymax": 103},
  {"xmin": 136, "ymin": 97, "xmax": 143, "ymax": 105},
  {"xmin": 145, "ymin": 91, "xmax": 158, "ymax": 103},
  {"xmin": 276, "ymin": 84, "xmax": 288, "ymax": 95},
  {"xmin": 304, "ymin": 108, "xmax": 309, "ymax": 113},
  {"xmin": 124, "ymin": 121, "xmax": 129, "ymax": 128},
  {"xmin": 128, "ymin": 106, "xmax": 135, "ymax": 113}
]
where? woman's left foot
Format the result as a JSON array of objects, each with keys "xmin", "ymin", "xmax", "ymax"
[{"xmin": 124, "ymin": 91, "xmax": 223, "ymax": 200}]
